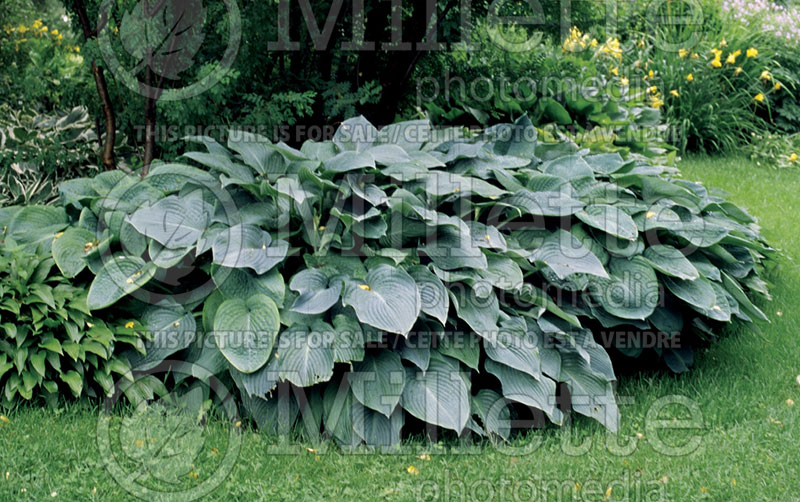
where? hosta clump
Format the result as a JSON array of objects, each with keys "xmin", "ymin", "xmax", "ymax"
[
  {"xmin": 14, "ymin": 115, "xmax": 771, "ymax": 445},
  {"xmin": 0, "ymin": 240, "xmax": 146, "ymax": 406}
]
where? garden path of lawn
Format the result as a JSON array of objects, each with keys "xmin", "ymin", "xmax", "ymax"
[{"xmin": 1, "ymin": 155, "xmax": 798, "ymax": 501}]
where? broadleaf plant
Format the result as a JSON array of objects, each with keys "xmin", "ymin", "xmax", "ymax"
[{"xmin": 2, "ymin": 115, "xmax": 772, "ymax": 446}]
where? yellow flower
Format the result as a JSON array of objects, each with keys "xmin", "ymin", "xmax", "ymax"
[
  {"xmin": 358, "ymin": 284, "xmax": 371, "ymax": 291},
  {"xmin": 711, "ymin": 59, "xmax": 722, "ymax": 68},
  {"xmin": 32, "ymin": 19, "xmax": 42, "ymax": 28},
  {"xmin": 0, "ymin": 415, "xmax": 9, "ymax": 423},
  {"xmin": 620, "ymin": 77, "xmax": 629, "ymax": 86},
  {"xmin": 754, "ymin": 93, "xmax": 765, "ymax": 102},
  {"xmin": 648, "ymin": 69, "xmax": 654, "ymax": 79},
  {"xmin": 17, "ymin": 24, "xmax": 27, "ymax": 34},
  {"xmin": 610, "ymin": 66, "xmax": 619, "ymax": 76},
  {"xmin": 590, "ymin": 38, "xmax": 598, "ymax": 48},
  {"xmin": 74, "ymin": 46, "xmax": 80, "ymax": 52},
  {"xmin": 407, "ymin": 465, "xmax": 419, "ymax": 475},
  {"xmin": 746, "ymin": 47, "xmax": 758, "ymax": 58},
  {"xmin": 41, "ymin": 25, "xmax": 48, "ymax": 32},
  {"xmin": 125, "ymin": 321, "xmax": 135, "ymax": 329},
  {"xmin": 734, "ymin": 66, "xmax": 743, "ymax": 75},
  {"xmin": 650, "ymin": 97, "xmax": 665, "ymax": 109},
  {"xmin": 51, "ymin": 29, "xmax": 58, "ymax": 35},
  {"xmin": 761, "ymin": 70, "xmax": 771, "ymax": 81},
  {"xmin": 789, "ymin": 153, "xmax": 798, "ymax": 162},
  {"xmin": 648, "ymin": 85, "xmax": 658, "ymax": 94},
  {"xmin": 720, "ymin": 37, "xmax": 727, "ymax": 47},
  {"xmin": 686, "ymin": 73, "xmax": 694, "ymax": 82},
  {"xmin": 691, "ymin": 52, "xmax": 699, "ymax": 59},
  {"xmin": 710, "ymin": 48, "xmax": 723, "ymax": 58},
  {"xmin": 57, "ymin": 33, "xmax": 63, "ymax": 40},
  {"xmin": 678, "ymin": 48, "xmax": 689, "ymax": 58},
  {"xmin": 773, "ymin": 82, "xmax": 782, "ymax": 91},
  {"xmin": 726, "ymin": 53, "xmax": 737, "ymax": 64},
  {"xmin": 670, "ymin": 89, "xmax": 680, "ymax": 97}
]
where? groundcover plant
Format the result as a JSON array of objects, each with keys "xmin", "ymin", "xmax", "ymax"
[{"xmin": 0, "ymin": 115, "xmax": 772, "ymax": 447}]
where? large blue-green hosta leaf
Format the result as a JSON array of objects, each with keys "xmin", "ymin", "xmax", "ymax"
[
  {"xmin": 213, "ymin": 294, "xmax": 280, "ymax": 373},
  {"xmin": 529, "ymin": 230, "xmax": 609, "ymax": 280},
  {"xmin": 87, "ymin": 255, "xmax": 156, "ymax": 310},
  {"xmin": 349, "ymin": 351, "xmax": 406, "ymax": 417},
  {"xmin": 211, "ymin": 224, "xmax": 288, "ymax": 274},
  {"xmin": 277, "ymin": 323, "xmax": 335, "ymax": 387},
  {"xmin": 341, "ymin": 265, "xmax": 420, "ymax": 335},
  {"xmin": 401, "ymin": 355, "xmax": 470, "ymax": 432},
  {"xmin": 126, "ymin": 194, "xmax": 213, "ymax": 249}
]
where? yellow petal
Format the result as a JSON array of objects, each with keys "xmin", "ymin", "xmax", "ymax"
[{"xmin": 358, "ymin": 284, "xmax": 371, "ymax": 291}]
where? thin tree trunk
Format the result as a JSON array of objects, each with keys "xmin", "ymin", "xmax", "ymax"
[
  {"xmin": 142, "ymin": 65, "xmax": 157, "ymax": 177},
  {"xmin": 73, "ymin": 0, "xmax": 117, "ymax": 170}
]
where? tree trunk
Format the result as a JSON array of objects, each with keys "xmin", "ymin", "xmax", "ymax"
[{"xmin": 73, "ymin": 0, "xmax": 117, "ymax": 170}]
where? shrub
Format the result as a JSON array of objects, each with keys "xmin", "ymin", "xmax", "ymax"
[
  {"xmin": 12, "ymin": 115, "xmax": 772, "ymax": 445},
  {"xmin": 0, "ymin": 105, "xmax": 103, "ymax": 206},
  {"xmin": 0, "ymin": 237, "xmax": 146, "ymax": 406}
]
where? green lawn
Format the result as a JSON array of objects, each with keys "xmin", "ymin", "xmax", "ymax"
[{"xmin": 1, "ymin": 155, "xmax": 799, "ymax": 502}]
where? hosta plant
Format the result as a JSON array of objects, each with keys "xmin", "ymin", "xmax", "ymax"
[
  {"xmin": 0, "ymin": 241, "xmax": 146, "ymax": 406},
  {"xmin": 10, "ymin": 115, "xmax": 771, "ymax": 446}
]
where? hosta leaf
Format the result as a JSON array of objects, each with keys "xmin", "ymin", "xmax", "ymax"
[
  {"xmin": 351, "ymin": 402, "xmax": 404, "ymax": 448},
  {"xmin": 277, "ymin": 324, "xmax": 335, "ymax": 387},
  {"xmin": 126, "ymin": 301, "xmax": 196, "ymax": 371},
  {"xmin": 472, "ymin": 389, "xmax": 511, "ymax": 440},
  {"xmin": 341, "ymin": 265, "xmax": 420, "ymax": 335},
  {"xmin": 437, "ymin": 333, "xmax": 480, "ymax": 370},
  {"xmin": 408, "ymin": 265, "xmax": 449, "ymax": 325},
  {"xmin": 529, "ymin": 230, "xmax": 609, "ymax": 280},
  {"xmin": 721, "ymin": 272, "xmax": 768, "ymax": 322},
  {"xmin": 213, "ymin": 294, "xmax": 280, "ymax": 373},
  {"xmin": 401, "ymin": 356, "xmax": 470, "ymax": 432},
  {"xmin": 350, "ymin": 351, "xmax": 406, "ymax": 417},
  {"xmin": 591, "ymin": 256, "xmax": 659, "ymax": 320},
  {"xmin": 504, "ymin": 189, "xmax": 584, "ymax": 217},
  {"xmin": 642, "ymin": 245, "xmax": 699, "ymax": 280},
  {"xmin": 664, "ymin": 276, "xmax": 716, "ymax": 311},
  {"xmin": 484, "ymin": 359, "xmax": 561, "ymax": 424},
  {"xmin": 87, "ymin": 256, "xmax": 156, "ymax": 310},
  {"xmin": 484, "ymin": 317, "xmax": 541, "ymax": 379},
  {"xmin": 423, "ymin": 227, "xmax": 487, "ymax": 271},
  {"xmin": 211, "ymin": 224, "xmax": 288, "ymax": 274},
  {"xmin": 331, "ymin": 314, "xmax": 365, "ymax": 363},
  {"xmin": 576, "ymin": 204, "xmax": 638, "ymax": 241},
  {"xmin": 333, "ymin": 116, "xmax": 378, "ymax": 153},
  {"xmin": 213, "ymin": 267, "xmax": 284, "ymax": 305},
  {"xmin": 289, "ymin": 268, "xmax": 343, "ymax": 314},
  {"xmin": 51, "ymin": 227, "xmax": 95, "ymax": 278},
  {"xmin": 126, "ymin": 194, "xmax": 213, "ymax": 249},
  {"xmin": 323, "ymin": 150, "xmax": 376, "ymax": 173},
  {"xmin": 542, "ymin": 155, "xmax": 594, "ymax": 180},
  {"xmin": 451, "ymin": 286, "xmax": 500, "ymax": 339},
  {"xmin": 557, "ymin": 334, "xmax": 619, "ymax": 431}
]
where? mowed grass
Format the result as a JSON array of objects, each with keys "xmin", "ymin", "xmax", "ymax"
[{"xmin": 1, "ymin": 155, "xmax": 799, "ymax": 502}]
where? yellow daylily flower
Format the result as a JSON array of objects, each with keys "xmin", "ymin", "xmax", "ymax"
[
  {"xmin": 620, "ymin": 77, "xmax": 629, "ymax": 86},
  {"xmin": 678, "ymin": 48, "xmax": 689, "ymax": 58},
  {"xmin": 720, "ymin": 37, "xmax": 727, "ymax": 47},
  {"xmin": 773, "ymin": 82, "xmax": 782, "ymax": 91},
  {"xmin": 407, "ymin": 465, "xmax": 419, "ymax": 475},
  {"xmin": 761, "ymin": 70, "xmax": 771, "ymax": 81},
  {"xmin": 710, "ymin": 48, "xmax": 723, "ymax": 58},
  {"xmin": 32, "ymin": 19, "xmax": 42, "ymax": 28},
  {"xmin": 734, "ymin": 66, "xmax": 743, "ymax": 75},
  {"xmin": 789, "ymin": 153, "xmax": 798, "ymax": 162},
  {"xmin": 746, "ymin": 47, "xmax": 758, "ymax": 58},
  {"xmin": 691, "ymin": 52, "xmax": 699, "ymax": 59},
  {"xmin": 670, "ymin": 89, "xmax": 680, "ymax": 97},
  {"xmin": 650, "ymin": 97, "xmax": 665, "ymax": 109},
  {"xmin": 610, "ymin": 66, "xmax": 619, "ymax": 76},
  {"xmin": 648, "ymin": 69, "xmax": 654, "ymax": 79},
  {"xmin": 125, "ymin": 321, "xmax": 135, "ymax": 329},
  {"xmin": 711, "ymin": 58, "xmax": 722, "ymax": 68},
  {"xmin": 686, "ymin": 73, "xmax": 694, "ymax": 82},
  {"xmin": 648, "ymin": 85, "xmax": 658, "ymax": 94},
  {"xmin": 51, "ymin": 28, "xmax": 58, "ymax": 35},
  {"xmin": 754, "ymin": 93, "xmax": 765, "ymax": 102}
]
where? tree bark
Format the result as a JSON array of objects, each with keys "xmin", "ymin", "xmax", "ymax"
[{"xmin": 72, "ymin": 0, "xmax": 117, "ymax": 170}]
